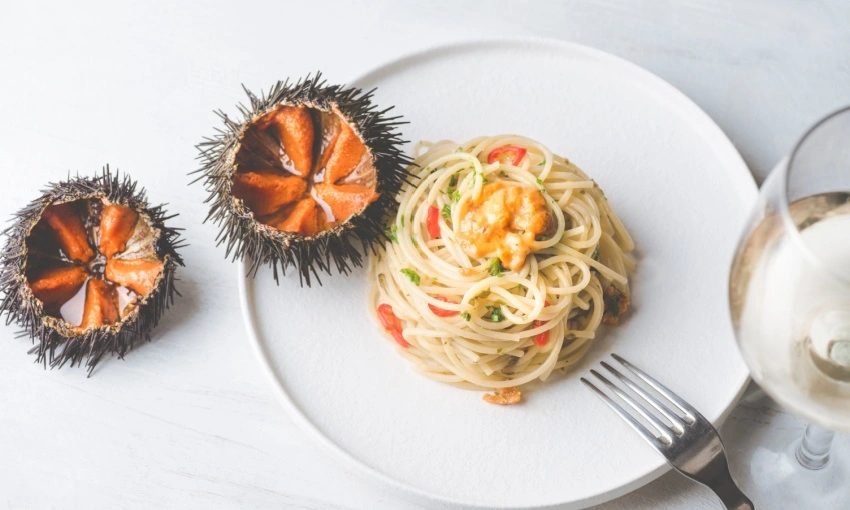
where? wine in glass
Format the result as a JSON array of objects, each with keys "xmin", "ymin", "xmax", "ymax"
[{"xmin": 729, "ymin": 106, "xmax": 850, "ymax": 505}]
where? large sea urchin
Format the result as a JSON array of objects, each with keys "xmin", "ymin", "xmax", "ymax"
[
  {"xmin": 193, "ymin": 73, "xmax": 412, "ymax": 285},
  {"xmin": 0, "ymin": 168, "xmax": 184, "ymax": 374}
]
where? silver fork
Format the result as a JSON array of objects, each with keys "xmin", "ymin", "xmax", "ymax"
[{"xmin": 581, "ymin": 353, "xmax": 754, "ymax": 510}]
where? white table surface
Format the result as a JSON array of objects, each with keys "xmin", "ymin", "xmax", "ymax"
[{"xmin": 2, "ymin": 1, "xmax": 849, "ymax": 509}]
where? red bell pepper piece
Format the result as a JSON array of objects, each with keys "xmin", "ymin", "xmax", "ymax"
[
  {"xmin": 487, "ymin": 146, "xmax": 527, "ymax": 166},
  {"xmin": 532, "ymin": 300, "xmax": 552, "ymax": 346},
  {"xmin": 426, "ymin": 205, "xmax": 441, "ymax": 240},
  {"xmin": 377, "ymin": 303, "xmax": 410, "ymax": 348},
  {"xmin": 428, "ymin": 296, "xmax": 459, "ymax": 317}
]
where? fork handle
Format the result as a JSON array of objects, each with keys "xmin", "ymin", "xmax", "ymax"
[{"xmin": 713, "ymin": 470, "xmax": 754, "ymax": 510}]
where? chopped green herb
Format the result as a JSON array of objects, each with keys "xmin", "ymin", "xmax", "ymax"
[
  {"xmin": 449, "ymin": 189, "xmax": 461, "ymax": 203},
  {"xmin": 441, "ymin": 204, "xmax": 451, "ymax": 219},
  {"xmin": 400, "ymin": 215, "xmax": 405, "ymax": 227},
  {"xmin": 537, "ymin": 159, "xmax": 546, "ymax": 167},
  {"xmin": 455, "ymin": 146, "xmax": 464, "ymax": 152},
  {"xmin": 499, "ymin": 170, "xmax": 508, "ymax": 177},
  {"xmin": 449, "ymin": 175, "xmax": 458, "ymax": 188},
  {"xmin": 536, "ymin": 178, "xmax": 543, "ymax": 185},
  {"xmin": 410, "ymin": 234, "xmax": 418, "ymax": 247},
  {"xmin": 384, "ymin": 224, "xmax": 398, "ymax": 242},
  {"xmin": 591, "ymin": 244, "xmax": 600, "ymax": 262},
  {"xmin": 486, "ymin": 305, "xmax": 505, "ymax": 322},
  {"xmin": 488, "ymin": 258, "xmax": 505, "ymax": 277},
  {"xmin": 460, "ymin": 311, "xmax": 471, "ymax": 321},
  {"xmin": 400, "ymin": 268, "xmax": 420, "ymax": 286}
]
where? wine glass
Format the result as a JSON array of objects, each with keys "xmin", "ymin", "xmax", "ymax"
[{"xmin": 728, "ymin": 106, "xmax": 850, "ymax": 506}]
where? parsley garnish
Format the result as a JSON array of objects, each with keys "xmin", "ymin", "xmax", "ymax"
[
  {"xmin": 460, "ymin": 311, "xmax": 471, "ymax": 321},
  {"xmin": 591, "ymin": 244, "xmax": 600, "ymax": 262},
  {"xmin": 445, "ymin": 175, "xmax": 461, "ymax": 202},
  {"xmin": 488, "ymin": 258, "xmax": 505, "ymax": 277},
  {"xmin": 499, "ymin": 170, "xmax": 508, "ymax": 177},
  {"xmin": 384, "ymin": 224, "xmax": 398, "ymax": 242},
  {"xmin": 486, "ymin": 305, "xmax": 505, "ymax": 322},
  {"xmin": 400, "ymin": 215, "xmax": 405, "ymax": 227},
  {"xmin": 400, "ymin": 268, "xmax": 420, "ymax": 285},
  {"xmin": 441, "ymin": 204, "xmax": 451, "ymax": 219},
  {"xmin": 410, "ymin": 234, "xmax": 418, "ymax": 247},
  {"xmin": 536, "ymin": 178, "xmax": 543, "ymax": 185},
  {"xmin": 537, "ymin": 159, "xmax": 546, "ymax": 167}
]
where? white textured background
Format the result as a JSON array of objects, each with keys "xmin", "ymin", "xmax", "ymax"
[{"xmin": 1, "ymin": 1, "xmax": 849, "ymax": 509}]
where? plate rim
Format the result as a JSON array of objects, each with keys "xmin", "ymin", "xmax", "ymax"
[{"xmin": 238, "ymin": 36, "xmax": 757, "ymax": 509}]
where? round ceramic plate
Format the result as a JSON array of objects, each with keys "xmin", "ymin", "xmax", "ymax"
[{"xmin": 239, "ymin": 39, "xmax": 757, "ymax": 509}]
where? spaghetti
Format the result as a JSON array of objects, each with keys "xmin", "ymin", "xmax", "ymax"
[{"xmin": 369, "ymin": 135, "xmax": 635, "ymax": 403}]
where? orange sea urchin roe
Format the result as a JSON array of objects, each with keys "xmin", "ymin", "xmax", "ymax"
[
  {"xmin": 273, "ymin": 198, "xmax": 322, "ymax": 236},
  {"xmin": 313, "ymin": 183, "xmax": 379, "ymax": 224},
  {"xmin": 28, "ymin": 265, "xmax": 89, "ymax": 307},
  {"xmin": 99, "ymin": 204, "xmax": 138, "ymax": 258},
  {"xmin": 232, "ymin": 106, "xmax": 379, "ymax": 234},
  {"xmin": 322, "ymin": 120, "xmax": 367, "ymax": 184},
  {"xmin": 78, "ymin": 278, "xmax": 120, "ymax": 331},
  {"xmin": 268, "ymin": 106, "xmax": 314, "ymax": 176},
  {"xmin": 41, "ymin": 203, "xmax": 95, "ymax": 263},
  {"xmin": 456, "ymin": 182, "xmax": 554, "ymax": 272},
  {"xmin": 105, "ymin": 258, "xmax": 164, "ymax": 296},
  {"xmin": 232, "ymin": 172, "xmax": 308, "ymax": 216}
]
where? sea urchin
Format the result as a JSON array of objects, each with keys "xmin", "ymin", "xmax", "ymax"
[
  {"xmin": 193, "ymin": 73, "xmax": 412, "ymax": 285},
  {"xmin": 0, "ymin": 168, "xmax": 184, "ymax": 374}
]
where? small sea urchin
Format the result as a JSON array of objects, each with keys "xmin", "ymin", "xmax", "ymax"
[
  {"xmin": 0, "ymin": 168, "xmax": 184, "ymax": 374},
  {"xmin": 193, "ymin": 73, "xmax": 413, "ymax": 285}
]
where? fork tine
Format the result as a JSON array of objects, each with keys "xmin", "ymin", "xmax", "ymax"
[
  {"xmin": 589, "ymin": 370, "xmax": 673, "ymax": 444},
  {"xmin": 611, "ymin": 353, "xmax": 695, "ymax": 419},
  {"xmin": 600, "ymin": 361, "xmax": 686, "ymax": 434},
  {"xmin": 581, "ymin": 377, "xmax": 662, "ymax": 448}
]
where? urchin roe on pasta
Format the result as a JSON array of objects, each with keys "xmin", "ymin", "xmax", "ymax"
[{"xmin": 455, "ymin": 181, "xmax": 555, "ymax": 271}]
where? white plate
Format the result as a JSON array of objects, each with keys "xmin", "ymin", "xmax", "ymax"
[{"xmin": 239, "ymin": 38, "xmax": 757, "ymax": 509}]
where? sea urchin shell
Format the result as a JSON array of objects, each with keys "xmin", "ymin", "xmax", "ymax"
[
  {"xmin": 193, "ymin": 73, "xmax": 412, "ymax": 285},
  {"xmin": 0, "ymin": 168, "xmax": 184, "ymax": 374}
]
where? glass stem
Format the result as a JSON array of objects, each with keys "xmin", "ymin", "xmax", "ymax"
[{"xmin": 795, "ymin": 423, "xmax": 835, "ymax": 470}]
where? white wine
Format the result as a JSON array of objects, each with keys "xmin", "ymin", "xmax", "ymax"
[{"xmin": 731, "ymin": 192, "xmax": 850, "ymax": 431}]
